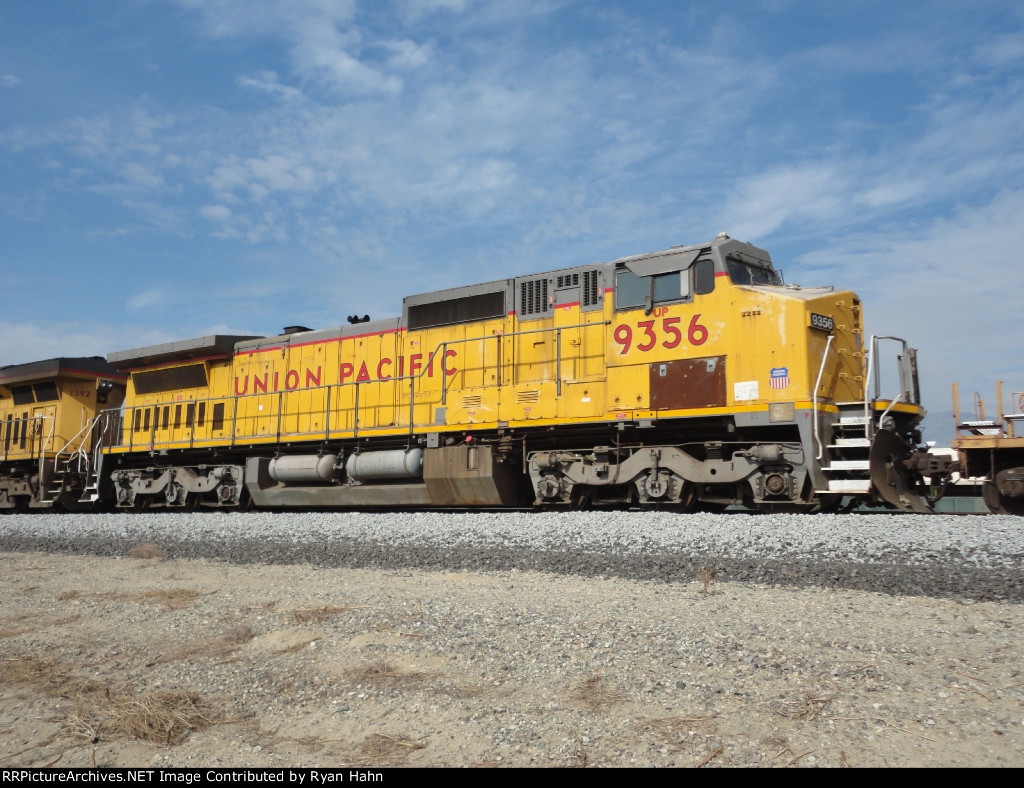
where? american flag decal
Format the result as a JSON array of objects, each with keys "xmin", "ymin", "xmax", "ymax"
[{"xmin": 770, "ymin": 367, "xmax": 789, "ymax": 389}]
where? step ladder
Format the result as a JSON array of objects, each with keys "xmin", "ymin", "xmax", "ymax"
[
  {"xmin": 816, "ymin": 409, "xmax": 872, "ymax": 495},
  {"xmin": 43, "ymin": 418, "xmax": 103, "ymax": 505}
]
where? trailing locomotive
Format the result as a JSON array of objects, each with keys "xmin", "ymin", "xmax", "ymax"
[
  {"xmin": 0, "ymin": 358, "xmax": 125, "ymax": 511},
  {"xmin": 2, "ymin": 233, "xmax": 950, "ymax": 513}
]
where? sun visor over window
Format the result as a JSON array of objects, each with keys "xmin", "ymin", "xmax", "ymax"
[{"xmin": 623, "ymin": 249, "xmax": 701, "ymax": 277}]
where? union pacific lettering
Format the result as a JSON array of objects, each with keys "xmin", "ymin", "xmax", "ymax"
[{"xmin": 234, "ymin": 350, "xmax": 458, "ymax": 395}]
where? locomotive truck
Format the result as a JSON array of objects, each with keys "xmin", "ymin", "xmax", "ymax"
[{"xmin": 1, "ymin": 233, "xmax": 953, "ymax": 513}]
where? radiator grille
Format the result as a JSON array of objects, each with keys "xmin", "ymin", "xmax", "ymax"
[
  {"xmin": 408, "ymin": 291, "xmax": 505, "ymax": 330},
  {"xmin": 519, "ymin": 278, "xmax": 551, "ymax": 317},
  {"xmin": 582, "ymin": 270, "xmax": 600, "ymax": 306}
]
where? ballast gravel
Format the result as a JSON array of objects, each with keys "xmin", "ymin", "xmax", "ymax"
[
  {"xmin": 1, "ymin": 510, "xmax": 1022, "ymax": 601},
  {"xmin": 1, "ymin": 511, "xmax": 1022, "ymax": 768}
]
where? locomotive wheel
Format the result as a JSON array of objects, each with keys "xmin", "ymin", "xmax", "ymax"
[
  {"xmin": 674, "ymin": 480, "xmax": 699, "ymax": 513},
  {"xmin": 982, "ymin": 467, "xmax": 1024, "ymax": 516},
  {"xmin": 1, "ymin": 495, "xmax": 30, "ymax": 514},
  {"xmin": 811, "ymin": 493, "xmax": 844, "ymax": 514},
  {"xmin": 238, "ymin": 488, "xmax": 256, "ymax": 512},
  {"xmin": 570, "ymin": 486, "xmax": 594, "ymax": 511}
]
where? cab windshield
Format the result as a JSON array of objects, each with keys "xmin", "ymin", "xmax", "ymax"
[{"xmin": 726, "ymin": 258, "xmax": 781, "ymax": 286}]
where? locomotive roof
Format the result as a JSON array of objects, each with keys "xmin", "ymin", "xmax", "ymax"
[
  {"xmin": 107, "ymin": 335, "xmax": 262, "ymax": 370},
  {"xmin": 610, "ymin": 233, "xmax": 772, "ymax": 267},
  {"xmin": 105, "ymin": 235, "xmax": 783, "ymax": 363},
  {"xmin": 402, "ymin": 233, "xmax": 774, "ymax": 304},
  {"xmin": 235, "ymin": 318, "xmax": 403, "ymax": 350},
  {"xmin": 0, "ymin": 356, "xmax": 120, "ymax": 386}
]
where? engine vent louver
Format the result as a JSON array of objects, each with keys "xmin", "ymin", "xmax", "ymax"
[
  {"xmin": 519, "ymin": 278, "xmax": 551, "ymax": 317},
  {"xmin": 582, "ymin": 270, "xmax": 600, "ymax": 307},
  {"xmin": 408, "ymin": 291, "xmax": 505, "ymax": 330}
]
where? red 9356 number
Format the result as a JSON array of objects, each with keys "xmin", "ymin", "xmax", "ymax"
[{"xmin": 613, "ymin": 314, "xmax": 709, "ymax": 355}]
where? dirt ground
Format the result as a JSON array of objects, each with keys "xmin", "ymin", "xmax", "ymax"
[{"xmin": 1, "ymin": 548, "xmax": 1022, "ymax": 768}]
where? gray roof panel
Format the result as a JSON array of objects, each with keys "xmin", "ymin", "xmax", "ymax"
[{"xmin": 107, "ymin": 335, "xmax": 263, "ymax": 369}]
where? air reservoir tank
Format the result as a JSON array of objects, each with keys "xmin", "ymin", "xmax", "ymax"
[
  {"xmin": 268, "ymin": 454, "xmax": 342, "ymax": 484},
  {"xmin": 346, "ymin": 449, "xmax": 424, "ymax": 482}
]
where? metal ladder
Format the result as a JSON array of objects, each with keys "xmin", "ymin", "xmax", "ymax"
[
  {"xmin": 44, "ymin": 418, "xmax": 101, "ymax": 504},
  {"xmin": 817, "ymin": 405, "xmax": 872, "ymax": 495}
]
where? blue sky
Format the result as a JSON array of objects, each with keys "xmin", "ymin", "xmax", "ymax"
[{"xmin": 2, "ymin": 0, "xmax": 1023, "ymax": 440}]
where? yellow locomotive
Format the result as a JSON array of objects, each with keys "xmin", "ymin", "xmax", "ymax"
[
  {"xmin": 0, "ymin": 358, "xmax": 125, "ymax": 511},
  {"xmin": 81, "ymin": 232, "xmax": 936, "ymax": 513}
]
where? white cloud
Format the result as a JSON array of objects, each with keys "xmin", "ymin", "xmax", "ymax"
[
  {"xmin": 719, "ymin": 165, "xmax": 846, "ymax": 240},
  {"xmin": 0, "ymin": 321, "xmax": 172, "ymax": 366},
  {"xmin": 976, "ymin": 33, "xmax": 1024, "ymax": 67},
  {"xmin": 383, "ymin": 39, "xmax": 434, "ymax": 69},
  {"xmin": 200, "ymin": 204, "xmax": 232, "ymax": 221},
  {"xmin": 401, "ymin": 0, "xmax": 473, "ymax": 22},
  {"xmin": 172, "ymin": 0, "xmax": 400, "ymax": 95},
  {"xmin": 126, "ymin": 288, "xmax": 165, "ymax": 311},
  {"xmin": 237, "ymin": 71, "xmax": 305, "ymax": 102},
  {"xmin": 1, "ymin": 74, "xmax": 21, "ymax": 87}
]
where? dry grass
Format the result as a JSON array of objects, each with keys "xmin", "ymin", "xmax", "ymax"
[
  {"xmin": 567, "ymin": 675, "xmax": 627, "ymax": 711},
  {"xmin": 696, "ymin": 566, "xmax": 717, "ymax": 594},
  {"xmin": 0, "ymin": 615, "xmax": 81, "ymax": 639},
  {"xmin": 696, "ymin": 745, "xmax": 724, "ymax": 767},
  {"xmin": 56, "ymin": 590, "xmax": 81, "ymax": 601},
  {"xmin": 290, "ymin": 605, "xmax": 362, "ymax": 623},
  {"xmin": 1, "ymin": 654, "xmax": 218, "ymax": 746},
  {"xmin": 163, "ymin": 625, "xmax": 255, "ymax": 662},
  {"xmin": 129, "ymin": 543, "xmax": 168, "ymax": 560},
  {"xmin": 635, "ymin": 714, "xmax": 718, "ymax": 740},
  {"xmin": 345, "ymin": 660, "xmax": 432, "ymax": 686},
  {"xmin": 269, "ymin": 640, "xmax": 316, "ymax": 656},
  {"xmin": 775, "ymin": 692, "xmax": 835, "ymax": 720},
  {"xmin": 65, "ymin": 690, "xmax": 217, "ymax": 746},
  {"xmin": 432, "ymin": 683, "xmax": 485, "ymax": 700},
  {"xmin": 357, "ymin": 733, "xmax": 427, "ymax": 763},
  {"xmin": 0, "ymin": 655, "xmax": 106, "ymax": 699},
  {"xmin": 137, "ymin": 589, "xmax": 208, "ymax": 610}
]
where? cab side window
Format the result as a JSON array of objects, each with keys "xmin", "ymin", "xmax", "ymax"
[
  {"xmin": 617, "ymin": 266, "xmax": 702, "ymax": 310},
  {"xmin": 653, "ymin": 272, "xmax": 681, "ymax": 302},
  {"xmin": 615, "ymin": 270, "xmax": 648, "ymax": 310},
  {"xmin": 694, "ymin": 259, "xmax": 715, "ymax": 295},
  {"xmin": 727, "ymin": 258, "xmax": 752, "ymax": 285}
]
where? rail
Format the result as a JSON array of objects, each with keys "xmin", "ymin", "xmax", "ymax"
[
  {"xmin": 812, "ymin": 334, "xmax": 835, "ymax": 460},
  {"xmin": 54, "ymin": 418, "xmax": 97, "ymax": 470},
  {"xmin": 103, "ymin": 319, "xmax": 611, "ymax": 453},
  {"xmin": 863, "ymin": 335, "xmax": 917, "ymax": 439},
  {"xmin": 36, "ymin": 415, "xmax": 56, "ymax": 487}
]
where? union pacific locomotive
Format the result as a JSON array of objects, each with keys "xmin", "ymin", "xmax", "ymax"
[{"xmin": 1, "ymin": 233, "xmax": 962, "ymax": 514}]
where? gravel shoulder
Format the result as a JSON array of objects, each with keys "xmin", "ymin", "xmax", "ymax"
[{"xmin": 2, "ymin": 538, "xmax": 1023, "ymax": 767}]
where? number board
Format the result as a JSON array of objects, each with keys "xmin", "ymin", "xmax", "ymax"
[{"xmin": 809, "ymin": 313, "xmax": 834, "ymax": 332}]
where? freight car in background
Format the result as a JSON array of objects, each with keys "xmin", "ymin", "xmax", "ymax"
[
  {"xmin": 949, "ymin": 382, "xmax": 1024, "ymax": 515},
  {"xmin": 0, "ymin": 232, "xmax": 983, "ymax": 514}
]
